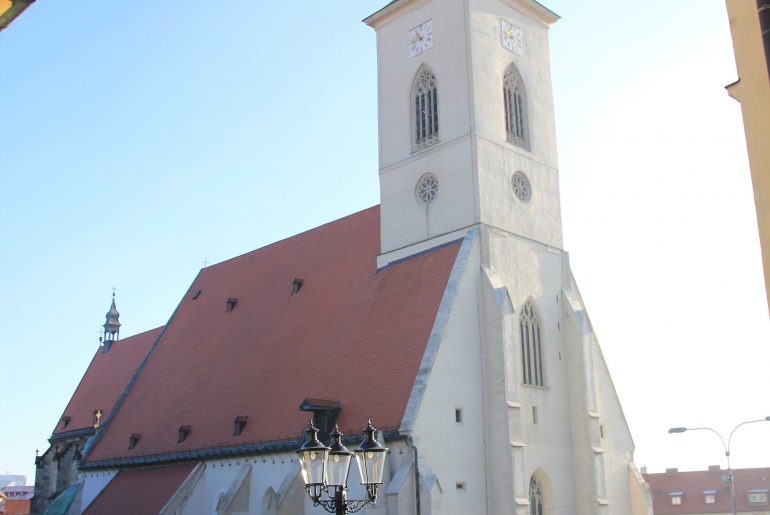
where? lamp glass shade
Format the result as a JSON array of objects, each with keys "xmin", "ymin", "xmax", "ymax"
[
  {"xmin": 327, "ymin": 451, "xmax": 353, "ymax": 487},
  {"xmin": 355, "ymin": 447, "xmax": 387, "ymax": 485},
  {"xmin": 296, "ymin": 421, "xmax": 330, "ymax": 487},
  {"xmin": 299, "ymin": 447, "xmax": 329, "ymax": 486},
  {"xmin": 326, "ymin": 425, "xmax": 354, "ymax": 488}
]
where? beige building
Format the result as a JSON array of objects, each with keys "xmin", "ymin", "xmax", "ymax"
[
  {"xmin": 0, "ymin": 0, "xmax": 34, "ymax": 31},
  {"xmin": 725, "ymin": 0, "xmax": 770, "ymax": 316}
]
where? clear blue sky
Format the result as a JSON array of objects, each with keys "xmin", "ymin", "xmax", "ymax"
[{"xmin": 2, "ymin": 0, "xmax": 768, "ymax": 484}]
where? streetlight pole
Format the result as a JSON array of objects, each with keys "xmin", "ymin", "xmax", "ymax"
[{"xmin": 668, "ymin": 416, "xmax": 770, "ymax": 515}]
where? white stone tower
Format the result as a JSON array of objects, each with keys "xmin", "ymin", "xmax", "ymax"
[
  {"xmin": 367, "ymin": 0, "xmax": 561, "ymax": 264},
  {"xmin": 366, "ymin": 2, "xmax": 650, "ymax": 514}
]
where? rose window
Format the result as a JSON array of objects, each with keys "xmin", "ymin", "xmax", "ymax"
[
  {"xmin": 416, "ymin": 173, "xmax": 439, "ymax": 204},
  {"xmin": 511, "ymin": 171, "xmax": 531, "ymax": 203}
]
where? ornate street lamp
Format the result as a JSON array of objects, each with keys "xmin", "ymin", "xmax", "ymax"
[{"xmin": 297, "ymin": 420, "xmax": 389, "ymax": 514}]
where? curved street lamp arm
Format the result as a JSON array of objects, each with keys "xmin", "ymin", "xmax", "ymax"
[{"xmin": 727, "ymin": 418, "xmax": 769, "ymax": 456}]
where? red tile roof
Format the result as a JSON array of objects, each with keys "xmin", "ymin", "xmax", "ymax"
[
  {"xmin": 54, "ymin": 327, "xmax": 163, "ymax": 436},
  {"xmin": 644, "ymin": 466, "xmax": 770, "ymax": 514},
  {"xmin": 83, "ymin": 462, "xmax": 195, "ymax": 515},
  {"xmin": 87, "ymin": 206, "xmax": 461, "ymax": 464}
]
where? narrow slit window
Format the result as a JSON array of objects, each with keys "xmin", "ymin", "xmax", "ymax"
[
  {"xmin": 292, "ymin": 278, "xmax": 304, "ymax": 295},
  {"xmin": 455, "ymin": 408, "xmax": 462, "ymax": 423},
  {"xmin": 226, "ymin": 297, "xmax": 238, "ymax": 313},
  {"xmin": 128, "ymin": 433, "xmax": 140, "ymax": 450}
]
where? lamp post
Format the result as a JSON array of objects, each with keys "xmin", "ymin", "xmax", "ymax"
[
  {"xmin": 668, "ymin": 416, "xmax": 770, "ymax": 515},
  {"xmin": 297, "ymin": 420, "xmax": 388, "ymax": 515}
]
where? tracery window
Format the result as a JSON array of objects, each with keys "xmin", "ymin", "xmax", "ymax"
[
  {"xmin": 412, "ymin": 65, "xmax": 439, "ymax": 150},
  {"xmin": 503, "ymin": 63, "xmax": 528, "ymax": 149},
  {"xmin": 529, "ymin": 476, "xmax": 544, "ymax": 515},
  {"xmin": 520, "ymin": 300, "xmax": 544, "ymax": 386}
]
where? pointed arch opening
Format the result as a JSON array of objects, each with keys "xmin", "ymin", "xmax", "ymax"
[
  {"xmin": 529, "ymin": 474, "xmax": 544, "ymax": 515},
  {"xmin": 412, "ymin": 64, "xmax": 439, "ymax": 151},
  {"xmin": 520, "ymin": 300, "xmax": 544, "ymax": 386},
  {"xmin": 503, "ymin": 63, "xmax": 529, "ymax": 150}
]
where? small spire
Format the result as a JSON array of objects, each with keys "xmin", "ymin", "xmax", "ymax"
[{"xmin": 103, "ymin": 291, "xmax": 121, "ymax": 343}]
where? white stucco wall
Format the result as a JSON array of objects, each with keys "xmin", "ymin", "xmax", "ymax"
[{"xmin": 409, "ymin": 231, "xmax": 489, "ymax": 515}]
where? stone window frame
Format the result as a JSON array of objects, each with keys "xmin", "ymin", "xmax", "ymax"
[
  {"xmin": 529, "ymin": 475, "xmax": 544, "ymax": 515},
  {"xmin": 411, "ymin": 64, "xmax": 439, "ymax": 151},
  {"xmin": 520, "ymin": 299, "xmax": 545, "ymax": 387},
  {"xmin": 503, "ymin": 62, "xmax": 529, "ymax": 150}
]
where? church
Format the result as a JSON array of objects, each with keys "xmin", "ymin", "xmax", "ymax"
[{"xmin": 33, "ymin": 0, "xmax": 653, "ymax": 513}]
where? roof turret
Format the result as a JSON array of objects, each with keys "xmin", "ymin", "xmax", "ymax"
[{"xmin": 103, "ymin": 293, "xmax": 121, "ymax": 342}]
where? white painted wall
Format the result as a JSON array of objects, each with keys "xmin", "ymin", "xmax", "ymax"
[{"xmin": 410, "ymin": 232, "xmax": 489, "ymax": 515}]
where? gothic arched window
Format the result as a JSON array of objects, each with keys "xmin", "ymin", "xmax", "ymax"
[
  {"xmin": 412, "ymin": 65, "xmax": 439, "ymax": 150},
  {"xmin": 529, "ymin": 475, "xmax": 544, "ymax": 515},
  {"xmin": 503, "ymin": 63, "xmax": 528, "ymax": 149},
  {"xmin": 520, "ymin": 301, "xmax": 544, "ymax": 386}
]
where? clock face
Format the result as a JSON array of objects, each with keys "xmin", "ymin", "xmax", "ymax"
[
  {"xmin": 501, "ymin": 19, "xmax": 523, "ymax": 55},
  {"xmin": 409, "ymin": 20, "xmax": 434, "ymax": 57}
]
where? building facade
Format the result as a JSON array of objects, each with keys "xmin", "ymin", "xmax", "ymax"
[
  {"xmin": 0, "ymin": 485, "xmax": 33, "ymax": 515},
  {"xmin": 38, "ymin": 1, "xmax": 653, "ymax": 514},
  {"xmin": 644, "ymin": 466, "xmax": 770, "ymax": 514},
  {"xmin": 725, "ymin": 0, "xmax": 770, "ymax": 316}
]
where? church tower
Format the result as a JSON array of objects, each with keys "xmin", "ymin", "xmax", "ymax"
[
  {"xmin": 366, "ymin": 0, "xmax": 561, "ymax": 264},
  {"xmin": 366, "ymin": 2, "xmax": 649, "ymax": 515}
]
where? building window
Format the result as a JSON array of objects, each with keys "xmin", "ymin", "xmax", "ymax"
[
  {"xmin": 704, "ymin": 492, "xmax": 716, "ymax": 504},
  {"xmin": 511, "ymin": 171, "xmax": 532, "ymax": 203},
  {"xmin": 503, "ymin": 63, "xmax": 528, "ymax": 149},
  {"xmin": 412, "ymin": 65, "xmax": 439, "ymax": 150},
  {"xmin": 748, "ymin": 490, "xmax": 768, "ymax": 504},
  {"xmin": 670, "ymin": 492, "xmax": 683, "ymax": 505},
  {"xmin": 520, "ymin": 300, "xmax": 544, "ymax": 386},
  {"xmin": 416, "ymin": 173, "xmax": 439, "ymax": 204},
  {"xmin": 529, "ymin": 476, "xmax": 544, "ymax": 515}
]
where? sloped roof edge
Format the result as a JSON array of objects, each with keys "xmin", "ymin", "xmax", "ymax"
[{"xmin": 399, "ymin": 228, "xmax": 478, "ymax": 433}]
